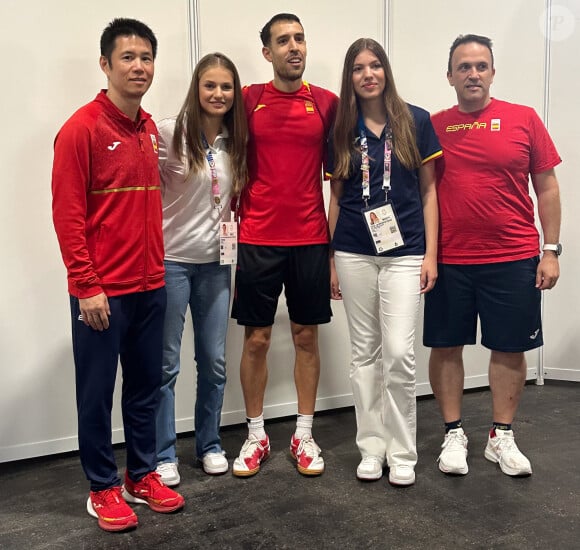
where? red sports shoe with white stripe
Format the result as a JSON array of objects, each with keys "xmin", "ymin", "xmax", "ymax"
[
  {"xmin": 123, "ymin": 471, "xmax": 185, "ymax": 513},
  {"xmin": 86, "ymin": 486, "xmax": 138, "ymax": 532}
]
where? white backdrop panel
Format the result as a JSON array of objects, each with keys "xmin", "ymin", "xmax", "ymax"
[{"xmin": 543, "ymin": 1, "xmax": 580, "ymax": 381}]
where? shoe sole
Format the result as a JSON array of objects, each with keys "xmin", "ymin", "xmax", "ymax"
[
  {"xmin": 86, "ymin": 497, "xmax": 138, "ymax": 532},
  {"xmin": 388, "ymin": 477, "xmax": 415, "ymax": 487},
  {"xmin": 484, "ymin": 448, "xmax": 532, "ymax": 476},
  {"xmin": 232, "ymin": 466, "xmax": 260, "ymax": 477},
  {"xmin": 388, "ymin": 466, "xmax": 416, "ymax": 487},
  {"xmin": 232, "ymin": 452, "xmax": 269, "ymax": 478},
  {"xmin": 357, "ymin": 472, "xmax": 382, "ymax": 481},
  {"xmin": 203, "ymin": 465, "xmax": 229, "ymax": 475},
  {"xmin": 122, "ymin": 487, "xmax": 185, "ymax": 513},
  {"xmin": 232, "ymin": 467, "xmax": 260, "ymax": 477},
  {"xmin": 297, "ymin": 463, "xmax": 324, "ymax": 476},
  {"xmin": 290, "ymin": 450, "xmax": 324, "ymax": 476},
  {"xmin": 388, "ymin": 475, "xmax": 415, "ymax": 487},
  {"xmin": 438, "ymin": 462, "xmax": 468, "ymax": 475}
]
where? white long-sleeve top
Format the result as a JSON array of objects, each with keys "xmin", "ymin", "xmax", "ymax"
[{"xmin": 157, "ymin": 117, "xmax": 232, "ymax": 263}]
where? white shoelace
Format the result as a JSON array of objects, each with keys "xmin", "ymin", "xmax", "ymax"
[
  {"xmin": 442, "ymin": 431, "xmax": 467, "ymax": 451},
  {"xmin": 241, "ymin": 436, "xmax": 265, "ymax": 457},
  {"xmin": 297, "ymin": 436, "xmax": 321, "ymax": 458},
  {"xmin": 495, "ymin": 433, "xmax": 519, "ymax": 454}
]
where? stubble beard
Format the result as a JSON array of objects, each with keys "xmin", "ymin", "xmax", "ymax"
[{"xmin": 275, "ymin": 63, "xmax": 305, "ymax": 84}]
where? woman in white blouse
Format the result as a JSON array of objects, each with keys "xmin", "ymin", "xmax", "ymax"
[{"xmin": 155, "ymin": 53, "xmax": 247, "ymax": 485}]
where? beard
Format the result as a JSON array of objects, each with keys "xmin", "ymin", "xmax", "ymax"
[{"xmin": 274, "ymin": 62, "xmax": 305, "ymax": 83}]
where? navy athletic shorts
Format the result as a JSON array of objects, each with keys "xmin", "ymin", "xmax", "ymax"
[
  {"xmin": 232, "ymin": 243, "xmax": 332, "ymax": 327},
  {"xmin": 423, "ymin": 257, "xmax": 543, "ymax": 352}
]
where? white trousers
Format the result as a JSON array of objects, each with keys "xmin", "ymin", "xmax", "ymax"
[{"xmin": 335, "ymin": 251, "xmax": 422, "ymax": 467}]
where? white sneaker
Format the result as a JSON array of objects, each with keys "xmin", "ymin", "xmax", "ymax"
[
  {"xmin": 388, "ymin": 465, "xmax": 415, "ymax": 486},
  {"xmin": 438, "ymin": 428, "xmax": 469, "ymax": 475},
  {"xmin": 356, "ymin": 456, "xmax": 384, "ymax": 481},
  {"xmin": 232, "ymin": 434, "xmax": 270, "ymax": 477},
  {"xmin": 484, "ymin": 429, "xmax": 532, "ymax": 476},
  {"xmin": 202, "ymin": 451, "xmax": 229, "ymax": 475},
  {"xmin": 290, "ymin": 434, "xmax": 325, "ymax": 476},
  {"xmin": 155, "ymin": 462, "xmax": 180, "ymax": 487}
]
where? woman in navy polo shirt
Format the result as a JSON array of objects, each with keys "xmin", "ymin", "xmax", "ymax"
[{"xmin": 328, "ymin": 38, "xmax": 441, "ymax": 486}]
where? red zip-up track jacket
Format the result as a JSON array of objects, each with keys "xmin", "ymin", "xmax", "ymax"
[{"xmin": 52, "ymin": 90, "xmax": 164, "ymax": 298}]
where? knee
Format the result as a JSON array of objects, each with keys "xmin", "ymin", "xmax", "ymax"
[
  {"xmin": 200, "ymin": 366, "xmax": 227, "ymax": 387},
  {"xmin": 244, "ymin": 328, "xmax": 271, "ymax": 358},
  {"xmin": 292, "ymin": 325, "xmax": 318, "ymax": 353},
  {"xmin": 383, "ymin": 343, "xmax": 416, "ymax": 386},
  {"xmin": 430, "ymin": 346, "xmax": 463, "ymax": 363},
  {"xmin": 197, "ymin": 354, "xmax": 227, "ymax": 385},
  {"xmin": 388, "ymin": 344, "xmax": 415, "ymax": 369},
  {"xmin": 491, "ymin": 350, "xmax": 526, "ymax": 372},
  {"xmin": 161, "ymin": 361, "xmax": 180, "ymax": 387}
]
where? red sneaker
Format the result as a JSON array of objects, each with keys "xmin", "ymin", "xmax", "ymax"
[
  {"xmin": 232, "ymin": 434, "xmax": 270, "ymax": 477},
  {"xmin": 123, "ymin": 471, "xmax": 185, "ymax": 513},
  {"xmin": 290, "ymin": 434, "xmax": 325, "ymax": 476},
  {"xmin": 86, "ymin": 486, "xmax": 138, "ymax": 532}
]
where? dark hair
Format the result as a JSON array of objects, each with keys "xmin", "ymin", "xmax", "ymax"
[
  {"xmin": 173, "ymin": 52, "xmax": 248, "ymax": 195},
  {"xmin": 259, "ymin": 13, "xmax": 302, "ymax": 46},
  {"xmin": 100, "ymin": 18, "xmax": 158, "ymax": 63},
  {"xmin": 332, "ymin": 38, "xmax": 421, "ymax": 179},
  {"xmin": 448, "ymin": 34, "xmax": 493, "ymax": 73}
]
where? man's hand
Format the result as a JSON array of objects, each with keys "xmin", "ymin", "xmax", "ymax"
[
  {"xmin": 536, "ymin": 253, "xmax": 560, "ymax": 290},
  {"xmin": 79, "ymin": 292, "xmax": 111, "ymax": 331}
]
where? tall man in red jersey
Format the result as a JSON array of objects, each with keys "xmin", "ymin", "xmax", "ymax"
[
  {"xmin": 52, "ymin": 18, "xmax": 184, "ymax": 532},
  {"xmin": 231, "ymin": 13, "xmax": 338, "ymax": 477},
  {"xmin": 424, "ymin": 34, "xmax": 562, "ymax": 477}
]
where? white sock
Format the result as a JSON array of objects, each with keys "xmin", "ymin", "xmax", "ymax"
[
  {"xmin": 295, "ymin": 414, "xmax": 314, "ymax": 439},
  {"xmin": 247, "ymin": 414, "xmax": 266, "ymax": 440}
]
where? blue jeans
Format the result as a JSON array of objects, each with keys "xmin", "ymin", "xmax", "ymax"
[{"xmin": 156, "ymin": 260, "xmax": 230, "ymax": 462}]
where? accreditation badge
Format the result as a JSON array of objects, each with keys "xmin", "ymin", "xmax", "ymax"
[
  {"xmin": 362, "ymin": 202, "xmax": 405, "ymax": 254},
  {"xmin": 219, "ymin": 221, "xmax": 238, "ymax": 265}
]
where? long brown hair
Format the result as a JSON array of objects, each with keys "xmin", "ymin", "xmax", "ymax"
[
  {"xmin": 333, "ymin": 38, "xmax": 421, "ymax": 180},
  {"xmin": 173, "ymin": 52, "xmax": 248, "ymax": 195}
]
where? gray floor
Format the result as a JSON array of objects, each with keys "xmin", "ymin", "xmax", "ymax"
[{"xmin": 1, "ymin": 381, "xmax": 579, "ymax": 549}]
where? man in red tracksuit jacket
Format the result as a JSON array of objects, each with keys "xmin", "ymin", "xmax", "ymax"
[{"xmin": 51, "ymin": 17, "xmax": 184, "ymax": 533}]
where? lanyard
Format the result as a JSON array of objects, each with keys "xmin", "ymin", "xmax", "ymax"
[
  {"xmin": 360, "ymin": 125, "xmax": 393, "ymax": 206},
  {"xmin": 201, "ymin": 134, "xmax": 222, "ymax": 210}
]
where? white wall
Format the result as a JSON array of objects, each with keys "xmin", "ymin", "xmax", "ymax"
[
  {"xmin": 0, "ymin": 0, "xmax": 576, "ymax": 462},
  {"xmin": 542, "ymin": 1, "xmax": 580, "ymax": 381}
]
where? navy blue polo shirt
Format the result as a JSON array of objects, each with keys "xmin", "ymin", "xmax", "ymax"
[{"xmin": 328, "ymin": 103, "xmax": 441, "ymax": 257}]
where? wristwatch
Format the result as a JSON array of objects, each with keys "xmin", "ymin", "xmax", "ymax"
[{"xmin": 542, "ymin": 243, "xmax": 562, "ymax": 256}]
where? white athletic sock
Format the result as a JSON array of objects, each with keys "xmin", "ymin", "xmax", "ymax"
[
  {"xmin": 247, "ymin": 414, "xmax": 266, "ymax": 440},
  {"xmin": 295, "ymin": 414, "xmax": 314, "ymax": 439}
]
